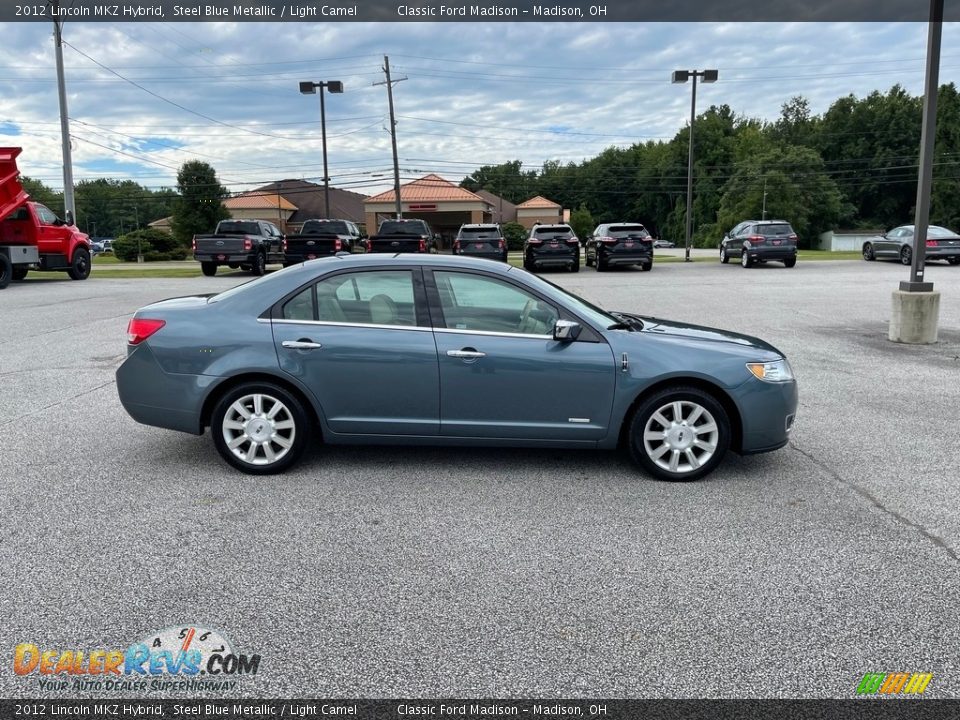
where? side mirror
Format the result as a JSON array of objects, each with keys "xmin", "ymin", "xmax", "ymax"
[
  {"xmin": 64, "ymin": 210, "xmax": 74, "ymax": 225},
  {"xmin": 553, "ymin": 319, "xmax": 582, "ymax": 342}
]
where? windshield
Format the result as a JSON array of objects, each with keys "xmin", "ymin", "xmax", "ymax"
[
  {"xmin": 216, "ymin": 221, "xmax": 260, "ymax": 235},
  {"xmin": 380, "ymin": 221, "xmax": 427, "ymax": 235},
  {"xmin": 514, "ymin": 269, "xmax": 620, "ymax": 330},
  {"xmin": 303, "ymin": 220, "xmax": 349, "ymax": 234}
]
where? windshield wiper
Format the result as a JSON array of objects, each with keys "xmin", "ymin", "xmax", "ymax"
[{"xmin": 608, "ymin": 312, "xmax": 644, "ymax": 331}]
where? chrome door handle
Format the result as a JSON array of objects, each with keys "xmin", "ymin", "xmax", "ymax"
[
  {"xmin": 447, "ymin": 349, "xmax": 486, "ymax": 359},
  {"xmin": 282, "ymin": 340, "xmax": 322, "ymax": 350}
]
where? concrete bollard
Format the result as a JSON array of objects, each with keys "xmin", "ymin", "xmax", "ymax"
[{"xmin": 889, "ymin": 290, "xmax": 940, "ymax": 344}]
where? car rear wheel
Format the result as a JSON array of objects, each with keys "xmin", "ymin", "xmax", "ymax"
[
  {"xmin": 67, "ymin": 248, "xmax": 91, "ymax": 281},
  {"xmin": 740, "ymin": 248, "xmax": 753, "ymax": 268},
  {"xmin": 569, "ymin": 259, "xmax": 580, "ymax": 273},
  {"xmin": 251, "ymin": 252, "xmax": 266, "ymax": 276},
  {"xmin": 12, "ymin": 266, "xmax": 28, "ymax": 281},
  {"xmin": 523, "ymin": 256, "xmax": 536, "ymax": 272},
  {"xmin": 900, "ymin": 246, "xmax": 912, "ymax": 266},
  {"xmin": 201, "ymin": 262, "xmax": 217, "ymax": 277},
  {"xmin": 641, "ymin": 261, "xmax": 652, "ymax": 272},
  {"xmin": 720, "ymin": 247, "xmax": 729, "ymax": 264},
  {"xmin": 862, "ymin": 243, "xmax": 875, "ymax": 261},
  {"xmin": 948, "ymin": 257, "xmax": 960, "ymax": 265},
  {"xmin": 585, "ymin": 252, "xmax": 594, "ymax": 267},
  {"xmin": 211, "ymin": 382, "xmax": 309, "ymax": 475},
  {"xmin": 596, "ymin": 257, "xmax": 609, "ymax": 272},
  {"xmin": 627, "ymin": 387, "xmax": 731, "ymax": 482},
  {"xmin": 783, "ymin": 257, "xmax": 797, "ymax": 268}
]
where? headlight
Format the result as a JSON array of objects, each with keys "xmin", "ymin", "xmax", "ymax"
[{"xmin": 746, "ymin": 359, "xmax": 794, "ymax": 383}]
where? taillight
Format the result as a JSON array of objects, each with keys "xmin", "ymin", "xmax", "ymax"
[
  {"xmin": 788, "ymin": 234, "xmax": 798, "ymax": 243},
  {"xmin": 127, "ymin": 318, "xmax": 165, "ymax": 346},
  {"xmin": 191, "ymin": 238, "xmax": 196, "ymax": 251},
  {"xmin": 334, "ymin": 239, "xmax": 342, "ymax": 252},
  {"xmin": 566, "ymin": 237, "xmax": 579, "ymax": 244},
  {"xmin": 600, "ymin": 236, "xmax": 617, "ymax": 244},
  {"xmin": 243, "ymin": 236, "xmax": 252, "ymax": 251},
  {"xmin": 282, "ymin": 239, "xmax": 288, "ymax": 252},
  {"xmin": 418, "ymin": 238, "xmax": 426, "ymax": 252},
  {"xmin": 453, "ymin": 241, "xmax": 461, "ymax": 252},
  {"xmin": 498, "ymin": 239, "xmax": 505, "ymax": 249},
  {"xmin": 926, "ymin": 239, "xmax": 939, "ymax": 247},
  {"xmin": 749, "ymin": 235, "xmax": 766, "ymax": 245},
  {"xmin": 528, "ymin": 238, "xmax": 543, "ymax": 245}
]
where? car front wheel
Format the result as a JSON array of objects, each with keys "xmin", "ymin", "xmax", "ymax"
[
  {"xmin": 720, "ymin": 247, "xmax": 729, "ymax": 263},
  {"xmin": 211, "ymin": 382, "xmax": 309, "ymax": 475},
  {"xmin": 627, "ymin": 387, "xmax": 731, "ymax": 482},
  {"xmin": 67, "ymin": 248, "xmax": 91, "ymax": 281},
  {"xmin": 862, "ymin": 243, "xmax": 875, "ymax": 261}
]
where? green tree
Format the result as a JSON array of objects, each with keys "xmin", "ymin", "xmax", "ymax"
[
  {"xmin": 19, "ymin": 177, "xmax": 63, "ymax": 215},
  {"xmin": 569, "ymin": 203, "xmax": 595, "ymax": 240},
  {"xmin": 170, "ymin": 161, "xmax": 229, "ymax": 248},
  {"xmin": 460, "ymin": 160, "xmax": 537, "ymax": 204},
  {"xmin": 501, "ymin": 221, "xmax": 527, "ymax": 251},
  {"xmin": 113, "ymin": 228, "xmax": 187, "ymax": 262}
]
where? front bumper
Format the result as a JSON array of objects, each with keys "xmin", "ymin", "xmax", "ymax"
[{"xmin": 736, "ymin": 378, "xmax": 799, "ymax": 455}]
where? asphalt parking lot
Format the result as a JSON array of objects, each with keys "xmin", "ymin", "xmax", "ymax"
[{"xmin": 1, "ymin": 258, "xmax": 959, "ymax": 699}]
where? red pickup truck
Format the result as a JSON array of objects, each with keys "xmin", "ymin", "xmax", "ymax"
[{"xmin": 0, "ymin": 147, "xmax": 92, "ymax": 290}]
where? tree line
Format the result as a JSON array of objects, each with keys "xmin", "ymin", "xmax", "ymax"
[{"xmin": 461, "ymin": 83, "xmax": 960, "ymax": 247}]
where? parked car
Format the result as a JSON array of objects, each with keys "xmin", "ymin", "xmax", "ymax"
[
  {"xmin": 116, "ymin": 254, "xmax": 798, "ymax": 482},
  {"xmin": 453, "ymin": 224, "xmax": 508, "ymax": 263},
  {"xmin": 862, "ymin": 225, "xmax": 960, "ymax": 265},
  {"xmin": 585, "ymin": 223, "xmax": 654, "ymax": 272},
  {"xmin": 366, "ymin": 219, "xmax": 439, "ymax": 254},
  {"xmin": 192, "ymin": 219, "xmax": 285, "ymax": 277},
  {"xmin": 523, "ymin": 223, "xmax": 580, "ymax": 272},
  {"xmin": 653, "ymin": 239, "xmax": 675, "ymax": 249},
  {"xmin": 90, "ymin": 240, "xmax": 104, "ymax": 255},
  {"xmin": 101, "ymin": 239, "xmax": 113, "ymax": 253},
  {"xmin": 283, "ymin": 219, "xmax": 364, "ymax": 266},
  {"xmin": 720, "ymin": 220, "xmax": 798, "ymax": 268}
]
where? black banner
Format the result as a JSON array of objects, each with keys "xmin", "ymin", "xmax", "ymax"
[
  {"xmin": 1, "ymin": 700, "xmax": 960, "ymax": 720},
  {"xmin": 3, "ymin": 0, "xmax": 958, "ymax": 23}
]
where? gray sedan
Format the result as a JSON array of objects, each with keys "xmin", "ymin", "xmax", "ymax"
[
  {"xmin": 116, "ymin": 255, "xmax": 798, "ymax": 482},
  {"xmin": 862, "ymin": 224, "xmax": 960, "ymax": 265}
]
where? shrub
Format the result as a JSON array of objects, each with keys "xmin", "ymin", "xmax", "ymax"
[
  {"xmin": 502, "ymin": 222, "xmax": 527, "ymax": 251},
  {"xmin": 113, "ymin": 229, "xmax": 188, "ymax": 261}
]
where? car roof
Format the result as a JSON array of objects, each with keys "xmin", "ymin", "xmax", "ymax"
[{"xmin": 459, "ymin": 223, "xmax": 499, "ymax": 228}]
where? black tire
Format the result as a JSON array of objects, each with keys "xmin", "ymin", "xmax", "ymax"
[
  {"xmin": 251, "ymin": 252, "xmax": 266, "ymax": 276},
  {"xmin": 740, "ymin": 248, "xmax": 753, "ymax": 268},
  {"xmin": 0, "ymin": 254, "xmax": 11, "ymax": 290},
  {"xmin": 12, "ymin": 266, "xmax": 28, "ymax": 281},
  {"xmin": 720, "ymin": 247, "xmax": 729, "ymax": 264},
  {"xmin": 862, "ymin": 243, "xmax": 875, "ymax": 261},
  {"xmin": 585, "ymin": 252, "xmax": 594, "ymax": 267},
  {"xmin": 228, "ymin": 263, "xmax": 240, "ymax": 269},
  {"xmin": 523, "ymin": 256, "xmax": 536, "ymax": 272},
  {"xmin": 627, "ymin": 386, "xmax": 731, "ymax": 482},
  {"xmin": 201, "ymin": 262, "xmax": 217, "ymax": 277},
  {"xmin": 67, "ymin": 248, "xmax": 91, "ymax": 281},
  {"xmin": 900, "ymin": 246, "xmax": 912, "ymax": 266},
  {"xmin": 641, "ymin": 261, "xmax": 653, "ymax": 272},
  {"xmin": 211, "ymin": 382, "xmax": 310, "ymax": 475},
  {"xmin": 948, "ymin": 257, "xmax": 960, "ymax": 266},
  {"xmin": 783, "ymin": 257, "xmax": 797, "ymax": 268},
  {"xmin": 569, "ymin": 259, "xmax": 580, "ymax": 273},
  {"xmin": 596, "ymin": 257, "xmax": 609, "ymax": 272}
]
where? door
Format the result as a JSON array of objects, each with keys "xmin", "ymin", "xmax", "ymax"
[
  {"xmin": 33, "ymin": 203, "xmax": 67, "ymax": 255},
  {"xmin": 428, "ymin": 270, "xmax": 617, "ymax": 441},
  {"xmin": 272, "ymin": 268, "xmax": 439, "ymax": 436}
]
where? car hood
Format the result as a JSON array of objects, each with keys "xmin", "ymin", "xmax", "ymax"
[{"xmin": 618, "ymin": 313, "xmax": 784, "ymax": 356}]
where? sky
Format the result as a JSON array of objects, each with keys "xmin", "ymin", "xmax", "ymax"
[{"xmin": 1, "ymin": 21, "xmax": 959, "ymax": 197}]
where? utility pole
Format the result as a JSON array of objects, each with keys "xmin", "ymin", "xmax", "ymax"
[
  {"xmin": 374, "ymin": 56, "xmax": 406, "ymax": 219},
  {"xmin": 51, "ymin": 0, "xmax": 75, "ymax": 225},
  {"xmin": 762, "ymin": 176, "xmax": 768, "ymax": 220}
]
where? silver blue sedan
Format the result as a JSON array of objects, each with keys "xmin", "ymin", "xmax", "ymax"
[{"xmin": 116, "ymin": 254, "xmax": 798, "ymax": 481}]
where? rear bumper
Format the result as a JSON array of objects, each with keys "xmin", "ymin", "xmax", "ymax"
[
  {"xmin": 599, "ymin": 250, "xmax": 652, "ymax": 265},
  {"xmin": 116, "ymin": 343, "xmax": 214, "ymax": 435},
  {"xmin": 529, "ymin": 250, "xmax": 579, "ymax": 266},
  {"xmin": 926, "ymin": 247, "xmax": 960, "ymax": 259},
  {"xmin": 195, "ymin": 253, "xmax": 255, "ymax": 264},
  {"xmin": 457, "ymin": 250, "xmax": 508, "ymax": 261},
  {"xmin": 746, "ymin": 247, "xmax": 797, "ymax": 261},
  {"xmin": 284, "ymin": 252, "xmax": 335, "ymax": 263}
]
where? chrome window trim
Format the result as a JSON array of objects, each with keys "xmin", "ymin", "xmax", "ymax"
[
  {"xmin": 265, "ymin": 318, "xmax": 433, "ymax": 332},
  {"xmin": 434, "ymin": 327, "xmax": 553, "ymax": 341}
]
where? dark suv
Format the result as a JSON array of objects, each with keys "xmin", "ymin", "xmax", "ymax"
[
  {"xmin": 721, "ymin": 220, "xmax": 798, "ymax": 268},
  {"xmin": 585, "ymin": 222, "xmax": 654, "ymax": 271},
  {"xmin": 453, "ymin": 223, "xmax": 508, "ymax": 263},
  {"xmin": 523, "ymin": 223, "xmax": 580, "ymax": 272}
]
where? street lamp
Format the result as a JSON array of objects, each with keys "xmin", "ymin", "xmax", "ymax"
[
  {"xmin": 299, "ymin": 80, "xmax": 344, "ymax": 219},
  {"xmin": 672, "ymin": 68, "xmax": 718, "ymax": 262}
]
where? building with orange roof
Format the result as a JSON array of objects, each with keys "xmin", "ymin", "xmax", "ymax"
[
  {"xmin": 515, "ymin": 195, "xmax": 564, "ymax": 229},
  {"xmin": 363, "ymin": 174, "xmax": 496, "ymax": 243},
  {"xmin": 223, "ymin": 191, "xmax": 298, "ymax": 231}
]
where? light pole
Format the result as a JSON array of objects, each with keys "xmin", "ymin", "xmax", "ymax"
[
  {"xmin": 299, "ymin": 80, "xmax": 344, "ymax": 218},
  {"xmin": 672, "ymin": 69, "xmax": 718, "ymax": 262},
  {"xmin": 762, "ymin": 176, "xmax": 768, "ymax": 220}
]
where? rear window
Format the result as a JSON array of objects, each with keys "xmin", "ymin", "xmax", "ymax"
[
  {"xmin": 379, "ymin": 221, "xmax": 428, "ymax": 235},
  {"xmin": 928, "ymin": 226, "xmax": 957, "ymax": 238},
  {"xmin": 303, "ymin": 220, "xmax": 349, "ymax": 235},
  {"xmin": 217, "ymin": 221, "xmax": 260, "ymax": 235},
  {"xmin": 459, "ymin": 227, "xmax": 500, "ymax": 238},
  {"xmin": 608, "ymin": 225, "xmax": 649, "ymax": 238},
  {"xmin": 533, "ymin": 226, "xmax": 574, "ymax": 239},
  {"xmin": 756, "ymin": 224, "xmax": 794, "ymax": 236}
]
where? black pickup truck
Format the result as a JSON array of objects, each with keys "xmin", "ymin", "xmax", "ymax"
[
  {"xmin": 282, "ymin": 219, "xmax": 364, "ymax": 266},
  {"xmin": 366, "ymin": 219, "xmax": 439, "ymax": 254},
  {"xmin": 193, "ymin": 219, "xmax": 285, "ymax": 276}
]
